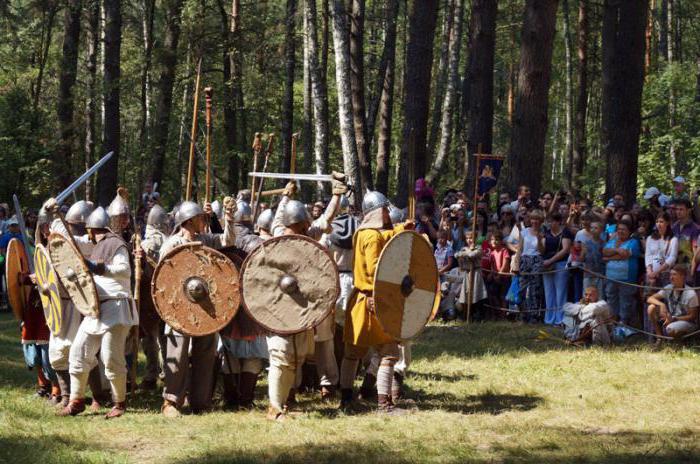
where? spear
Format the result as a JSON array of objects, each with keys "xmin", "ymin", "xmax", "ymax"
[{"xmin": 185, "ymin": 58, "xmax": 202, "ymax": 202}]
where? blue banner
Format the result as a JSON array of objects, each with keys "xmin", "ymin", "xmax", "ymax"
[{"xmin": 477, "ymin": 157, "xmax": 503, "ymax": 197}]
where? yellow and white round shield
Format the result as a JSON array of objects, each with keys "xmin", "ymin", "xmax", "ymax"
[
  {"xmin": 34, "ymin": 244, "xmax": 64, "ymax": 335},
  {"xmin": 373, "ymin": 230, "xmax": 440, "ymax": 341}
]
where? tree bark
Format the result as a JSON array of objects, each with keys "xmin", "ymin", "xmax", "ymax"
[
  {"xmin": 280, "ymin": 0, "xmax": 296, "ymax": 175},
  {"xmin": 56, "ymin": 0, "xmax": 82, "ymax": 190},
  {"xmin": 84, "ymin": 0, "xmax": 99, "ymax": 201},
  {"xmin": 507, "ymin": 0, "xmax": 559, "ymax": 198},
  {"xmin": 350, "ymin": 0, "xmax": 372, "ymax": 190},
  {"xmin": 426, "ymin": 0, "xmax": 463, "ymax": 184},
  {"xmin": 32, "ymin": 3, "xmax": 58, "ymax": 120},
  {"xmin": 139, "ymin": 0, "xmax": 155, "ymax": 146},
  {"xmin": 329, "ymin": 0, "xmax": 361, "ymax": 192},
  {"xmin": 571, "ymin": 0, "xmax": 588, "ymax": 193},
  {"xmin": 374, "ymin": 0, "xmax": 400, "ymax": 195},
  {"xmin": 97, "ymin": 0, "xmax": 121, "ymax": 205},
  {"xmin": 562, "ymin": 0, "xmax": 574, "ymax": 188},
  {"xmin": 427, "ymin": 0, "xmax": 454, "ymax": 164},
  {"xmin": 302, "ymin": 5, "xmax": 315, "ymax": 198},
  {"xmin": 396, "ymin": 0, "xmax": 439, "ymax": 207},
  {"xmin": 304, "ymin": 0, "xmax": 330, "ymax": 195},
  {"xmin": 462, "ymin": 0, "xmax": 497, "ymax": 194},
  {"xmin": 149, "ymin": 0, "xmax": 185, "ymax": 188},
  {"xmin": 601, "ymin": 0, "xmax": 648, "ymax": 204},
  {"xmin": 221, "ymin": 0, "xmax": 241, "ymax": 194},
  {"xmin": 659, "ymin": 0, "xmax": 668, "ymax": 60}
]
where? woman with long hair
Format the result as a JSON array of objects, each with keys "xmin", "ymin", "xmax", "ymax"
[{"xmin": 512, "ymin": 209, "xmax": 546, "ymax": 322}]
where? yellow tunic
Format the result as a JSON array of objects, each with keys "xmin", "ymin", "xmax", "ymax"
[{"xmin": 344, "ymin": 225, "xmax": 404, "ymax": 347}]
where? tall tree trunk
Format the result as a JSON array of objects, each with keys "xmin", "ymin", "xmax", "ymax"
[
  {"xmin": 56, "ymin": 0, "xmax": 82, "ymax": 190},
  {"xmin": 304, "ymin": 0, "xmax": 330, "ymax": 194},
  {"xmin": 562, "ymin": 0, "xmax": 574, "ymax": 188},
  {"xmin": 462, "ymin": 0, "xmax": 497, "ymax": 194},
  {"xmin": 507, "ymin": 0, "xmax": 559, "ymax": 198},
  {"xmin": 659, "ymin": 0, "xmax": 668, "ymax": 60},
  {"xmin": 32, "ymin": 3, "xmax": 58, "ymax": 119},
  {"xmin": 175, "ymin": 47, "xmax": 191, "ymax": 200},
  {"xmin": 601, "ymin": 0, "xmax": 648, "ymax": 204},
  {"xmin": 280, "ymin": 0, "xmax": 296, "ymax": 175},
  {"xmin": 350, "ymin": 0, "xmax": 372, "ymax": 190},
  {"xmin": 645, "ymin": 0, "xmax": 655, "ymax": 72},
  {"xmin": 329, "ymin": 0, "xmax": 361, "ymax": 192},
  {"xmin": 396, "ymin": 0, "xmax": 439, "ymax": 207},
  {"xmin": 302, "ymin": 5, "xmax": 314, "ymax": 198},
  {"xmin": 139, "ymin": 0, "xmax": 155, "ymax": 146},
  {"xmin": 427, "ymin": 0, "xmax": 463, "ymax": 184},
  {"xmin": 666, "ymin": 0, "xmax": 673, "ymax": 62},
  {"xmin": 221, "ymin": 0, "xmax": 241, "ymax": 194},
  {"xmin": 97, "ymin": 0, "xmax": 121, "ymax": 205},
  {"xmin": 427, "ymin": 0, "xmax": 454, "ymax": 163},
  {"xmin": 149, "ymin": 0, "xmax": 185, "ymax": 188},
  {"xmin": 571, "ymin": 0, "xmax": 588, "ymax": 193},
  {"xmin": 84, "ymin": 0, "xmax": 99, "ymax": 201},
  {"xmin": 374, "ymin": 0, "xmax": 400, "ymax": 194}
]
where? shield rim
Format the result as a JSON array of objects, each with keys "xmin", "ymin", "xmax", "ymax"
[
  {"xmin": 150, "ymin": 242, "xmax": 241, "ymax": 337},
  {"xmin": 47, "ymin": 232, "xmax": 100, "ymax": 318},
  {"xmin": 240, "ymin": 234, "xmax": 340, "ymax": 335},
  {"xmin": 5, "ymin": 238, "xmax": 30, "ymax": 320},
  {"xmin": 373, "ymin": 230, "xmax": 439, "ymax": 341},
  {"xmin": 33, "ymin": 243, "xmax": 64, "ymax": 335}
]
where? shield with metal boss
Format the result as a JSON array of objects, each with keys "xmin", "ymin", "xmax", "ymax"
[
  {"xmin": 151, "ymin": 242, "xmax": 240, "ymax": 336},
  {"xmin": 373, "ymin": 230, "xmax": 440, "ymax": 341},
  {"xmin": 5, "ymin": 238, "xmax": 31, "ymax": 320},
  {"xmin": 47, "ymin": 233, "xmax": 100, "ymax": 318},
  {"xmin": 33, "ymin": 244, "xmax": 65, "ymax": 334},
  {"xmin": 240, "ymin": 234, "xmax": 339, "ymax": 335}
]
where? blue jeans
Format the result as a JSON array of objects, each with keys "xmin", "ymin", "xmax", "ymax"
[
  {"xmin": 604, "ymin": 280, "xmax": 638, "ymax": 324},
  {"xmin": 22, "ymin": 343, "xmax": 56, "ymax": 383},
  {"xmin": 543, "ymin": 261, "xmax": 568, "ymax": 325},
  {"xmin": 570, "ymin": 267, "xmax": 584, "ymax": 302}
]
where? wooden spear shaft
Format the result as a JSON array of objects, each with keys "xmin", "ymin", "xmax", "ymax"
[
  {"xmin": 204, "ymin": 87, "xmax": 213, "ymax": 203},
  {"xmin": 185, "ymin": 58, "xmax": 202, "ymax": 202},
  {"xmin": 250, "ymin": 132, "xmax": 263, "ymax": 206}
]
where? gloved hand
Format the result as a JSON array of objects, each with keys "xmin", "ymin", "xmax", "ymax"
[
  {"xmin": 283, "ymin": 181, "xmax": 297, "ymax": 197},
  {"xmin": 43, "ymin": 197, "xmax": 59, "ymax": 216},
  {"xmin": 86, "ymin": 260, "xmax": 106, "ymax": 275},
  {"xmin": 331, "ymin": 171, "xmax": 348, "ymax": 195},
  {"xmin": 223, "ymin": 196, "xmax": 237, "ymax": 222}
]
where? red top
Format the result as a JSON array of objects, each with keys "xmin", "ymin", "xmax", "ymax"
[
  {"xmin": 21, "ymin": 288, "xmax": 50, "ymax": 343},
  {"xmin": 489, "ymin": 247, "xmax": 511, "ymax": 274}
]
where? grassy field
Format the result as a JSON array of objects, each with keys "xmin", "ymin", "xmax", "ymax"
[{"xmin": 1, "ymin": 313, "xmax": 700, "ymax": 464}]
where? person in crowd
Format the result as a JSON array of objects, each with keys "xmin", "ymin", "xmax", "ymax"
[
  {"xmin": 434, "ymin": 229, "xmax": 454, "ymax": 278},
  {"xmin": 311, "ymin": 201, "xmax": 325, "ymax": 220},
  {"xmin": 539, "ymin": 191, "xmax": 554, "ymax": 212},
  {"xmin": 647, "ymin": 265, "xmax": 698, "ymax": 341},
  {"xmin": 645, "ymin": 212, "xmax": 678, "ymax": 290},
  {"xmin": 456, "ymin": 234, "xmax": 488, "ymax": 321},
  {"xmin": 603, "ymin": 220, "xmax": 641, "ymax": 325},
  {"xmin": 671, "ymin": 176, "xmax": 689, "ymax": 201},
  {"xmin": 635, "ymin": 209, "xmax": 656, "ymax": 251},
  {"xmin": 499, "ymin": 205, "xmax": 516, "ymax": 239},
  {"xmin": 484, "ymin": 231, "xmax": 510, "ymax": 312},
  {"xmin": 416, "ymin": 202, "xmax": 438, "ymax": 244},
  {"xmin": 643, "ymin": 187, "xmax": 665, "ymax": 217},
  {"xmin": 510, "ymin": 185, "xmax": 533, "ymax": 212},
  {"xmin": 512, "ymin": 209, "xmax": 546, "ymax": 322},
  {"xmin": 575, "ymin": 212, "xmax": 604, "ymax": 296},
  {"xmin": 562, "ymin": 286, "xmax": 613, "ymax": 346},
  {"xmin": 542, "ymin": 212, "xmax": 573, "ymax": 325},
  {"xmin": 671, "ymin": 198, "xmax": 699, "ymax": 273},
  {"xmin": 450, "ymin": 206, "xmax": 469, "ymax": 253}
]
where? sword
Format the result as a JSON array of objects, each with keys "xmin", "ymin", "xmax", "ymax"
[
  {"xmin": 56, "ymin": 151, "xmax": 114, "ymax": 205},
  {"xmin": 12, "ymin": 194, "xmax": 34, "ymax": 273},
  {"xmin": 248, "ymin": 172, "xmax": 335, "ymax": 183}
]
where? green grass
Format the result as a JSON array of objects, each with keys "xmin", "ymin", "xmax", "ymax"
[{"xmin": 1, "ymin": 313, "xmax": 699, "ymax": 463}]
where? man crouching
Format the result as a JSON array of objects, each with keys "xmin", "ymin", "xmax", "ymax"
[{"xmin": 647, "ymin": 265, "xmax": 699, "ymax": 342}]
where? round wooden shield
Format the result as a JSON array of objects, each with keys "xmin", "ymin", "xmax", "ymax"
[
  {"xmin": 5, "ymin": 238, "xmax": 30, "ymax": 320},
  {"xmin": 373, "ymin": 230, "xmax": 440, "ymax": 341},
  {"xmin": 47, "ymin": 233, "xmax": 100, "ymax": 318},
  {"xmin": 33, "ymin": 244, "xmax": 64, "ymax": 334},
  {"xmin": 151, "ymin": 242, "xmax": 240, "ymax": 336},
  {"xmin": 240, "ymin": 234, "xmax": 339, "ymax": 335}
]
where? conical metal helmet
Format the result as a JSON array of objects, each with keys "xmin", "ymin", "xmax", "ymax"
[
  {"xmin": 234, "ymin": 201, "xmax": 252, "ymax": 223},
  {"xmin": 210, "ymin": 200, "xmax": 222, "ymax": 218},
  {"xmin": 37, "ymin": 207, "xmax": 51, "ymax": 226},
  {"xmin": 389, "ymin": 205, "xmax": 404, "ymax": 225},
  {"xmin": 256, "ymin": 208, "xmax": 274, "ymax": 231},
  {"xmin": 282, "ymin": 200, "xmax": 310, "ymax": 227},
  {"xmin": 174, "ymin": 201, "xmax": 204, "ymax": 228},
  {"xmin": 86, "ymin": 207, "xmax": 110, "ymax": 229},
  {"xmin": 236, "ymin": 189, "xmax": 252, "ymax": 203},
  {"xmin": 147, "ymin": 204, "xmax": 169, "ymax": 229},
  {"xmin": 362, "ymin": 190, "xmax": 390, "ymax": 215},
  {"xmin": 107, "ymin": 192, "xmax": 130, "ymax": 217},
  {"xmin": 65, "ymin": 200, "xmax": 95, "ymax": 225}
]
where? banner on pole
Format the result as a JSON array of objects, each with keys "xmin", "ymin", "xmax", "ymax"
[{"xmin": 476, "ymin": 154, "xmax": 505, "ymax": 197}]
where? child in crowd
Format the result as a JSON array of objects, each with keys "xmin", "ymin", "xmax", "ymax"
[
  {"xmin": 434, "ymin": 229, "xmax": 454, "ymax": 279},
  {"xmin": 485, "ymin": 231, "xmax": 511, "ymax": 314}
]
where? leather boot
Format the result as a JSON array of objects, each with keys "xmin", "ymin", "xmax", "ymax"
[
  {"xmin": 57, "ymin": 399, "xmax": 86, "ymax": 417},
  {"xmin": 320, "ymin": 385, "xmax": 335, "ymax": 402},
  {"xmin": 391, "ymin": 371, "xmax": 404, "ymax": 402},
  {"xmin": 377, "ymin": 394, "xmax": 408, "ymax": 416},
  {"xmin": 221, "ymin": 373, "xmax": 240, "ymax": 410},
  {"xmin": 358, "ymin": 373, "xmax": 377, "ymax": 400},
  {"xmin": 105, "ymin": 402, "xmax": 126, "ymax": 419},
  {"xmin": 339, "ymin": 388, "xmax": 354, "ymax": 411},
  {"xmin": 47, "ymin": 383, "xmax": 62, "ymax": 405},
  {"xmin": 238, "ymin": 372, "xmax": 258, "ymax": 409}
]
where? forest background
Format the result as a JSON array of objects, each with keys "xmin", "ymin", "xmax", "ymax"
[{"xmin": 0, "ymin": 0, "xmax": 699, "ymax": 209}]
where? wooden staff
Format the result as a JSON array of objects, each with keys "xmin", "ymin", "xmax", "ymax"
[
  {"xmin": 253, "ymin": 133, "xmax": 275, "ymax": 218},
  {"xmin": 129, "ymin": 227, "xmax": 142, "ymax": 394},
  {"xmin": 204, "ymin": 87, "xmax": 213, "ymax": 203},
  {"xmin": 185, "ymin": 58, "xmax": 202, "ymax": 202},
  {"xmin": 465, "ymin": 145, "xmax": 483, "ymax": 324},
  {"xmin": 250, "ymin": 132, "xmax": 263, "ymax": 206},
  {"xmin": 408, "ymin": 128, "xmax": 416, "ymax": 221}
]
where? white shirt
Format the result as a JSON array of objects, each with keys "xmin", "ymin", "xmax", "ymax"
[
  {"xmin": 644, "ymin": 236, "xmax": 678, "ymax": 272},
  {"xmin": 521, "ymin": 228, "xmax": 541, "ymax": 256},
  {"xmin": 50, "ymin": 218, "xmax": 94, "ymax": 257},
  {"xmin": 661, "ymin": 284, "xmax": 699, "ymax": 317}
]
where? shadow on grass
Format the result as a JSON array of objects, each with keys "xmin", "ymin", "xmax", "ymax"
[
  {"xmin": 0, "ymin": 316, "xmax": 33, "ymax": 389},
  {"xmin": 408, "ymin": 390, "xmax": 543, "ymax": 415},
  {"xmin": 0, "ymin": 434, "xmax": 112, "ymax": 464}
]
